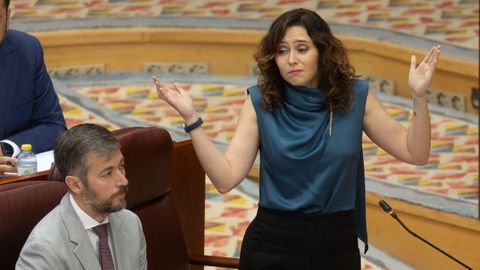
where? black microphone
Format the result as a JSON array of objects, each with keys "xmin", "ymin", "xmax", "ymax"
[
  {"xmin": 378, "ymin": 200, "xmax": 473, "ymax": 270},
  {"xmin": 378, "ymin": 199, "xmax": 397, "ymax": 219}
]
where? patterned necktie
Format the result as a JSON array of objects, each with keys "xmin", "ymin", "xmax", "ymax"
[{"xmin": 92, "ymin": 224, "xmax": 115, "ymax": 270}]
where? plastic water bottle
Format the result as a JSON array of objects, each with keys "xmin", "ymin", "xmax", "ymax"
[{"xmin": 17, "ymin": 144, "xmax": 37, "ymax": 176}]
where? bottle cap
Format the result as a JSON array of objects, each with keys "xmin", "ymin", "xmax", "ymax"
[{"xmin": 21, "ymin": 144, "xmax": 32, "ymax": 151}]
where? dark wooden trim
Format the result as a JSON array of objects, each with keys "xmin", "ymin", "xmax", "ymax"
[
  {"xmin": 189, "ymin": 254, "xmax": 239, "ymax": 268},
  {"xmin": 0, "ymin": 171, "xmax": 49, "ymax": 185},
  {"xmin": 171, "ymin": 140, "xmax": 205, "ymax": 260}
]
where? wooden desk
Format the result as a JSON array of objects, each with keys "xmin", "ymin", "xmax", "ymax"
[{"xmin": 0, "ymin": 171, "xmax": 49, "ymax": 185}]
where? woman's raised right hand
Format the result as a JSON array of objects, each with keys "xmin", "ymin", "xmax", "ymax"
[{"xmin": 152, "ymin": 76, "xmax": 197, "ymax": 123}]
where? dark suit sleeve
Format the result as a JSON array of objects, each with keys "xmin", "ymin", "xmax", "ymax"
[{"xmin": 6, "ymin": 37, "xmax": 66, "ymax": 153}]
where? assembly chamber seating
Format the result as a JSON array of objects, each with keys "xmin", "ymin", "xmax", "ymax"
[{"xmin": 0, "ymin": 126, "xmax": 239, "ymax": 269}]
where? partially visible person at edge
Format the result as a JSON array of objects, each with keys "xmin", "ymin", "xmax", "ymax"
[
  {"xmin": 0, "ymin": 0, "xmax": 66, "ymax": 176},
  {"xmin": 153, "ymin": 8, "xmax": 440, "ymax": 270},
  {"xmin": 16, "ymin": 123, "xmax": 147, "ymax": 270}
]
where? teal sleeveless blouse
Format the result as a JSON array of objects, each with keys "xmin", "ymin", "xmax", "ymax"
[{"xmin": 248, "ymin": 80, "xmax": 369, "ymax": 251}]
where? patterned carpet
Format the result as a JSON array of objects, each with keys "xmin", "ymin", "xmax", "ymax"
[
  {"xmin": 204, "ymin": 178, "xmax": 386, "ymax": 270},
  {"xmin": 10, "ymin": 0, "xmax": 479, "ymax": 51},
  {"xmin": 66, "ymin": 81, "xmax": 478, "ymax": 204}
]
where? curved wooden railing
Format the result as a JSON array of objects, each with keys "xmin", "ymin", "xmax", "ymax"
[{"xmin": 33, "ymin": 27, "xmax": 478, "ymax": 113}]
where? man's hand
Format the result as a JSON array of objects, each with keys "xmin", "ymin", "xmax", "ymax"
[{"xmin": 0, "ymin": 147, "xmax": 17, "ymax": 176}]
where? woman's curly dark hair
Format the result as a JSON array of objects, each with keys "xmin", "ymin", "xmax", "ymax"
[{"xmin": 254, "ymin": 8, "xmax": 357, "ymax": 112}]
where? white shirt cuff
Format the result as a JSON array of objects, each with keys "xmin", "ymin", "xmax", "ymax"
[{"xmin": 0, "ymin": 140, "xmax": 20, "ymax": 158}]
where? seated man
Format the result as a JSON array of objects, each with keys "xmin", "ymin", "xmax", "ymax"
[
  {"xmin": 16, "ymin": 123, "xmax": 147, "ymax": 270},
  {"xmin": 0, "ymin": 0, "xmax": 66, "ymax": 175}
]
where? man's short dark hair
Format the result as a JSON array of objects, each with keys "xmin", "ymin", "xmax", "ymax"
[
  {"xmin": 4, "ymin": 0, "xmax": 9, "ymax": 9},
  {"xmin": 54, "ymin": 123, "xmax": 120, "ymax": 184}
]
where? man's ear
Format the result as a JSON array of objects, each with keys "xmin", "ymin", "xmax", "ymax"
[{"xmin": 65, "ymin": 175, "xmax": 84, "ymax": 194}]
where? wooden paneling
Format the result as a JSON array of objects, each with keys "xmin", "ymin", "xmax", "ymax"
[
  {"xmin": 37, "ymin": 28, "xmax": 262, "ymax": 77},
  {"xmin": 171, "ymin": 140, "xmax": 205, "ymax": 262},
  {"xmin": 343, "ymin": 35, "xmax": 479, "ymax": 113},
  {"xmin": 33, "ymin": 27, "xmax": 478, "ymax": 113},
  {"xmin": 367, "ymin": 192, "xmax": 480, "ymax": 270},
  {"xmin": 0, "ymin": 171, "xmax": 48, "ymax": 185}
]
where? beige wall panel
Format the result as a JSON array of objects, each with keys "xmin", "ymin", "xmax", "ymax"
[
  {"xmin": 367, "ymin": 192, "xmax": 480, "ymax": 270},
  {"xmin": 34, "ymin": 28, "xmax": 478, "ymax": 113}
]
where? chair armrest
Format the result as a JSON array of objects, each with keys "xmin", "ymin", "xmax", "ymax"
[{"xmin": 189, "ymin": 254, "xmax": 239, "ymax": 268}]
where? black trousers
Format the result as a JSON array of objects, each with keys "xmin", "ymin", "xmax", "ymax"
[{"xmin": 239, "ymin": 207, "xmax": 360, "ymax": 270}]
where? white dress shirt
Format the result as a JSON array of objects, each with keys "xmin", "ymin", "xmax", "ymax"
[{"xmin": 69, "ymin": 194, "xmax": 116, "ymax": 268}]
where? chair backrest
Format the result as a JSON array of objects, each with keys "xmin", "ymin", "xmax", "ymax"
[
  {"xmin": 112, "ymin": 127, "xmax": 173, "ymax": 209},
  {"xmin": 112, "ymin": 127, "xmax": 190, "ymax": 270},
  {"xmin": 0, "ymin": 181, "xmax": 68, "ymax": 269}
]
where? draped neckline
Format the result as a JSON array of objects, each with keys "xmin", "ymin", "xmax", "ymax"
[{"xmin": 284, "ymin": 83, "xmax": 327, "ymax": 112}]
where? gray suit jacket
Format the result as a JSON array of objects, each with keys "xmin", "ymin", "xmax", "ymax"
[{"xmin": 16, "ymin": 194, "xmax": 147, "ymax": 270}]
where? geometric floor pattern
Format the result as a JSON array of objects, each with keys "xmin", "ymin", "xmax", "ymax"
[
  {"xmin": 68, "ymin": 81, "xmax": 478, "ymax": 204},
  {"xmin": 10, "ymin": 0, "xmax": 479, "ymax": 50},
  {"xmin": 204, "ymin": 178, "xmax": 386, "ymax": 270}
]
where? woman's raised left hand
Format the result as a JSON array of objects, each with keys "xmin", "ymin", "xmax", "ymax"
[{"xmin": 408, "ymin": 45, "xmax": 441, "ymax": 98}]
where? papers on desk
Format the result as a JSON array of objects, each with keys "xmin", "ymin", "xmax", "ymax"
[{"xmin": 36, "ymin": 150, "xmax": 54, "ymax": 172}]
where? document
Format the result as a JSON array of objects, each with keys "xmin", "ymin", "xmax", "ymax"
[{"xmin": 36, "ymin": 150, "xmax": 54, "ymax": 172}]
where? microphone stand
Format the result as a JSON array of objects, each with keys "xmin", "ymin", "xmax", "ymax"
[{"xmin": 378, "ymin": 200, "xmax": 473, "ymax": 270}]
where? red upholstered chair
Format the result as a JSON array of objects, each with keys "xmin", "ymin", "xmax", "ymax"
[
  {"xmin": 0, "ymin": 181, "xmax": 68, "ymax": 269},
  {"xmin": 48, "ymin": 126, "xmax": 239, "ymax": 269},
  {"xmin": 0, "ymin": 126, "xmax": 239, "ymax": 269},
  {"xmin": 111, "ymin": 127, "xmax": 239, "ymax": 269}
]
